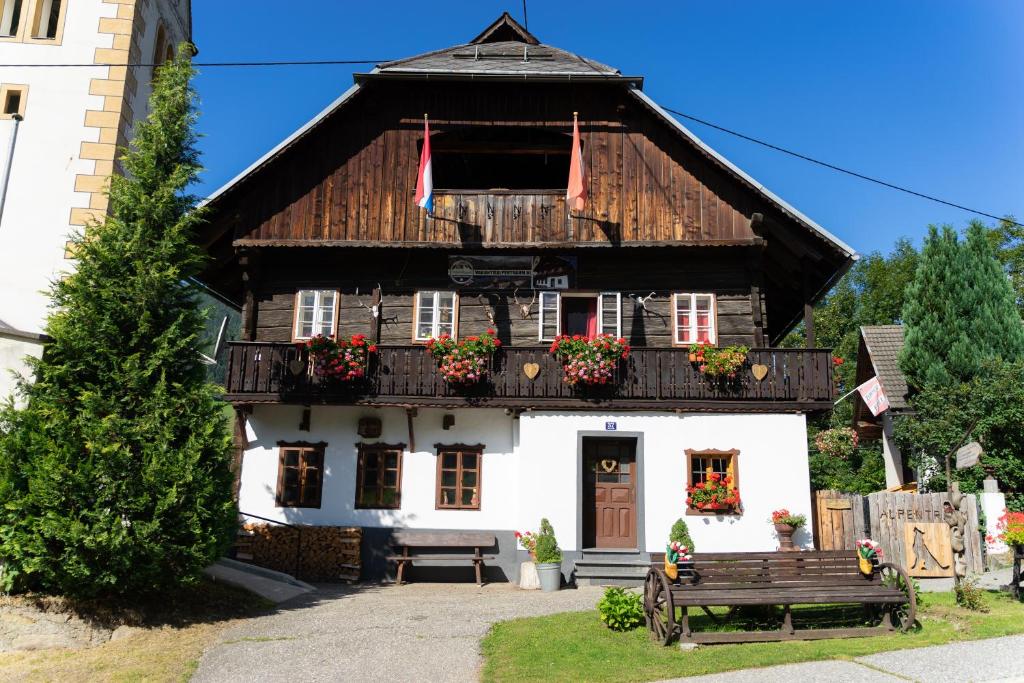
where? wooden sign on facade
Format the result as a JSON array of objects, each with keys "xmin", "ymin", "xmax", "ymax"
[{"xmin": 903, "ymin": 522, "xmax": 954, "ymax": 578}]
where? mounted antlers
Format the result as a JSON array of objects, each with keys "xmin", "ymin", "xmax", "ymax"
[
  {"xmin": 630, "ymin": 292, "xmax": 657, "ymax": 312},
  {"xmin": 512, "ymin": 288, "xmax": 537, "ymax": 319},
  {"xmin": 354, "ymin": 285, "xmax": 382, "ymax": 319},
  {"xmin": 476, "ymin": 294, "xmax": 497, "ymax": 326}
]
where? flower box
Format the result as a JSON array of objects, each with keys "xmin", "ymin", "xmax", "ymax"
[
  {"xmin": 305, "ymin": 333, "xmax": 374, "ymax": 381},
  {"xmin": 549, "ymin": 334, "xmax": 630, "ymax": 388},
  {"xmin": 426, "ymin": 329, "xmax": 501, "ymax": 385},
  {"xmin": 686, "ymin": 472, "xmax": 741, "ymax": 514}
]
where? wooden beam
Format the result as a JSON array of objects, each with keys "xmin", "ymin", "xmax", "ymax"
[{"xmin": 802, "ymin": 266, "xmax": 815, "ymax": 348}]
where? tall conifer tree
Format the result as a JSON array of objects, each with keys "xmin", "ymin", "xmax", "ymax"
[
  {"xmin": 900, "ymin": 224, "xmax": 1024, "ymax": 389},
  {"xmin": 0, "ymin": 52, "xmax": 236, "ymax": 597}
]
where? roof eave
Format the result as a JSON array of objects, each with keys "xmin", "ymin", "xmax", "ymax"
[{"xmin": 355, "ymin": 71, "xmax": 643, "ymax": 86}]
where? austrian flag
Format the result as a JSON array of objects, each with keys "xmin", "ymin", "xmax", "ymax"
[
  {"xmin": 414, "ymin": 115, "xmax": 433, "ymax": 214},
  {"xmin": 566, "ymin": 111, "xmax": 587, "ymax": 212}
]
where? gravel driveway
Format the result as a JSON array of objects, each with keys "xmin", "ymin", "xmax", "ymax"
[{"xmin": 192, "ymin": 583, "xmax": 603, "ymax": 683}]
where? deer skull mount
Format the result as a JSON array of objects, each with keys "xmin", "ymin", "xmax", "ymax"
[
  {"xmin": 630, "ymin": 292, "xmax": 657, "ymax": 313},
  {"xmin": 512, "ymin": 288, "xmax": 537, "ymax": 320},
  {"xmin": 355, "ymin": 285, "xmax": 383, "ymax": 319},
  {"xmin": 476, "ymin": 294, "xmax": 497, "ymax": 327}
]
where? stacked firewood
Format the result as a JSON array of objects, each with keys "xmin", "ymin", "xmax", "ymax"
[{"xmin": 242, "ymin": 524, "xmax": 362, "ymax": 582}]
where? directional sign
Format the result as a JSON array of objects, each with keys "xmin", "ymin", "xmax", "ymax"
[{"xmin": 955, "ymin": 441, "xmax": 982, "ymax": 470}]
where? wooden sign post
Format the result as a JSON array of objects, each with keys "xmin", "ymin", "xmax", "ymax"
[{"xmin": 904, "ymin": 522, "xmax": 954, "ymax": 578}]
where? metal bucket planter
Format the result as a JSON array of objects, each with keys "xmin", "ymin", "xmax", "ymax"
[{"xmin": 536, "ymin": 562, "xmax": 561, "ymax": 592}]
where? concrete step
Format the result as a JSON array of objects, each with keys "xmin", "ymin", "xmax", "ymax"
[{"xmin": 574, "ymin": 555, "xmax": 652, "ymax": 586}]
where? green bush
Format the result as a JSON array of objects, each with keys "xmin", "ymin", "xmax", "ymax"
[
  {"xmin": 597, "ymin": 587, "xmax": 644, "ymax": 631},
  {"xmin": 534, "ymin": 518, "xmax": 562, "ymax": 564},
  {"xmin": 954, "ymin": 576, "xmax": 987, "ymax": 611},
  {"xmin": 669, "ymin": 518, "xmax": 694, "ymax": 551}
]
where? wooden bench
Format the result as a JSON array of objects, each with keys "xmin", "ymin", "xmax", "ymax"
[
  {"xmin": 643, "ymin": 550, "xmax": 917, "ymax": 645},
  {"xmin": 388, "ymin": 531, "xmax": 496, "ymax": 586}
]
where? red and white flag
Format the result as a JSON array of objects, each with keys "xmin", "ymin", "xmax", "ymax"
[
  {"xmin": 414, "ymin": 115, "xmax": 433, "ymax": 214},
  {"xmin": 566, "ymin": 112, "xmax": 587, "ymax": 212},
  {"xmin": 857, "ymin": 376, "xmax": 890, "ymax": 416}
]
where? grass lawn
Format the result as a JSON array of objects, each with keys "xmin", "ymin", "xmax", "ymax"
[
  {"xmin": 481, "ymin": 591, "xmax": 1024, "ymax": 682},
  {"xmin": 0, "ymin": 579, "xmax": 272, "ymax": 682}
]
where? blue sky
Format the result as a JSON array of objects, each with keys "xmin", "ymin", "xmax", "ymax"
[{"xmin": 191, "ymin": 1, "xmax": 1023, "ymax": 256}]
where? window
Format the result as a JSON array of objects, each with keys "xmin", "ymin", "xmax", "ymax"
[
  {"xmin": 673, "ymin": 293, "xmax": 716, "ymax": 345},
  {"xmin": 685, "ymin": 448, "xmax": 739, "ymax": 515},
  {"xmin": 355, "ymin": 443, "xmax": 404, "ymax": 509},
  {"xmin": 414, "ymin": 290, "xmax": 457, "ymax": 341},
  {"xmin": 276, "ymin": 442, "xmax": 325, "ymax": 508},
  {"xmin": 1, "ymin": 84, "xmax": 26, "ymax": 118},
  {"xmin": 538, "ymin": 292, "xmax": 620, "ymax": 341},
  {"xmin": 0, "ymin": 0, "xmax": 24, "ymax": 38},
  {"xmin": 435, "ymin": 444, "xmax": 483, "ymax": 510},
  {"xmin": 431, "ymin": 126, "xmax": 571, "ymax": 191},
  {"xmin": 29, "ymin": 0, "xmax": 60, "ymax": 39},
  {"xmin": 293, "ymin": 289, "xmax": 337, "ymax": 340}
]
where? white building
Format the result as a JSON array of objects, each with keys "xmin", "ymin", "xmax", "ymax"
[
  {"xmin": 0, "ymin": 0, "xmax": 192, "ymax": 400},
  {"xmin": 199, "ymin": 13, "xmax": 857, "ymax": 584}
]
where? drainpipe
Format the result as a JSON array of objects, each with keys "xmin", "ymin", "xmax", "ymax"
[{"xmin": 0, "ymin": 114, "xmax": 22, "ymax": 230}]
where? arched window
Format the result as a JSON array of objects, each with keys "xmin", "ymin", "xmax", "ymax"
[
  {"xmin": 152, "ymin": 25, "xmax": 167, "ymax": 78},
  {"xmin": 430, "ymin": 126, "xmax": 572, "ymax": 191}
]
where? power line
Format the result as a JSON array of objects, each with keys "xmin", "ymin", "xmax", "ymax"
[
  {"xmin": 0, "ymin": 59, "xmax": 388, "ymax": 68},
  {"xmin": 2, "ymin": 55, "xmax": 1017, "ymax": 227},
  {"xmin": 661, "ymin": 106, "xmax": 1022, "ymax": 229}
]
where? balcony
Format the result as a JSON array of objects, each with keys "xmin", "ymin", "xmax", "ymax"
[
  {"xmin": 431, "ymin": 191, "xmax": 569, "ymax": 243},
  {"xmin": 225, "ymin": 343, "xmax": 836, "ymax": 411}
]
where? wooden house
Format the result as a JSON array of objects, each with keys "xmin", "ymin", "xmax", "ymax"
[{"xmin": 199, "ymin": 14, "xmax": 857, "ymax": 583}]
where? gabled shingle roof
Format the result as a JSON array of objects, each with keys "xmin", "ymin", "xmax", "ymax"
[
  {"xmin": 376, "ymin": 40, "xmax": 622, "ymax": 78},
  {"xmin": 860, "ymin": 325, "xmax": 909, "ymax": 410}
]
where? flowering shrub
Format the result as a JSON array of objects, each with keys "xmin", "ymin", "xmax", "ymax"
[
  {"xmin": 770, "ymin": 508, "xmax": 807, "ymax": 528},
  {"xmin": 688, "ymin": 343, "xmax": 749, "ymax": 378},
  {"xmin": 856, "ymin": 538, "xmax": 883, "ymax": 562},
  {"xmin": 815, "ymin": 426, "xmax": 859, "ymax": 460},
  {"xmin": 990, "ymin": 510, "xmax": 1024, "ymax": 547},
  {"xmin": 306, "ymin": 333, "xmax": 375, "ymax": 380},
  {"xmin": 426, "ymin": 329, "xmax": 500, "ymax": 384},
  {"xmin": 686, "ymin": 472, "xmax": 741, "ymax": 512},
  {"xmin": 666, "ymin": 541, "xmax": 692, "ymax": 563},
  {"xmin": 514, "ymin": 530, "xmax": 537, "ymax": 554},
  {"xmin": 549, "ymin": 334, "xmax": 630, "ymax": 387}
]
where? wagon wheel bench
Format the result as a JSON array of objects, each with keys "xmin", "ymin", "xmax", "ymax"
[
  {"xmin": 643, "ymin": 550, "xmax": 917, "ymax": 645},
  {"xmin": 388, "ymin": 531, "xmax": 496, "ymax": 586}
]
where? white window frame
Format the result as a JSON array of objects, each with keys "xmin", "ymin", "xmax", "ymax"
[
  {"xmin": 597, "ymin": 291, "xmax": 621, "ymax": 338},
  {"xmin": 538, "ymin": 291, "xmax": 621, "ymax": 341},
  {"xmin": 292, "ymin": 289, "xmax": 338, "ymax": 341},
  {"xmin": 673, "ymin": 293, "xmax": 717, "ymax": 345},
  {"xmin": 413, "ymin": 290, "xmax": 459, "ymax": 342}
]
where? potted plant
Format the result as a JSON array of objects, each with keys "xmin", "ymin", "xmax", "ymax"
[
  {"xmin": 814, "ymin": 426, "xmax": 859, "ymax": 460},
  {"xmin": 425, "ymin": 329, "xmax": 500, "ymax": 385},
  {"xmin": 855, "ymin": 538, "xmax": 884, "ymax": 575},
  {"xmin": 534, "ymin": 518, "xmax": 562, "ymax": 592},
  {"xmin": 770, "ymin": 508, "xmax": 806, "ymax": 552},
  {"xmin": 689, "ymin": 343, "xmax": 749, "ymax": 379},
  {"xmin": 306, "ymin": 333, "xmax": 376, "ymax": 381},
  {"xmin": 991, "ymin": 510, "xmax": 1024, "ymax": 598},
  {"xmin": 668, "ymin": 518, "xmax": 696, "ymax": 580},
  {"xmin": 514, "ymin": 529, "xmax": 537, "ymax": 560},
  {"xmin": 664, "ymin": 541, "xmax": 693, "ymax": 582},
  {"xmin": 549, "ymin": 334, "xmax": 630, "ymax": 387},
  {"xmin": 685, "ymin": 472, "xmax": 741, "ymax": 513}
]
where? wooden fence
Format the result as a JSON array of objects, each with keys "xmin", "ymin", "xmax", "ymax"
[{"xmin": 813, "ymin": 490, "xmax": 983, "ymax": 576}]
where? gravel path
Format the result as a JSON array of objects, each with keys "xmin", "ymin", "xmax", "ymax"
[{"xmin": 192, "ymin": 583, "xmax": 603, "ymax": 683}]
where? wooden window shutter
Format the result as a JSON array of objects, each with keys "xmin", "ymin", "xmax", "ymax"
[
  {"xmin": 598, "ymin": 292, "xmax": 621, "ymax": 338},
  {"xmin": 538, "ymin": 291, "xmax": 560, "ymax": 341}
]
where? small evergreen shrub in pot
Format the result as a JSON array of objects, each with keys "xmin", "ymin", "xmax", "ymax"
[
  {"xmin": 597, "ymin": 587, "xmax": 644, "ymax": 631},
  {"xmin": 534, "ymin": 518, "xmax": 562, "ymax": 592},
  {"xmin": 669, "ymin": 518, "xmax": 696, "ymax": 579}
]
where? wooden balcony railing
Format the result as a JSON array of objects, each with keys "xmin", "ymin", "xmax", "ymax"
[
  {"xmin": 225, "ymin": 343, "xmax": 836, "ymax": 411},
  {"xmin": 432, "ymin": 190, "xmax": 568, "ymax": 243}
]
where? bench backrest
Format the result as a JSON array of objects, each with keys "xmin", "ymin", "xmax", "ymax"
[
  {"xmin": 392, "ymin": 531, "xmax": 496, "ymax": 548},
  {"xmin": 687, "ymin": 551, "xmax": 877, "ymax": 588}
]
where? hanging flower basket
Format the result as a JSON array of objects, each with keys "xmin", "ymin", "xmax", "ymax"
[
  {"xmin": 688, "ymin": 343, "xmax": 749, "ymax": 379},
  {"xmin": 686, "ymin": 472, "xmax": 741, "ymax": 513},
  {"xmin": 306, "ymin": 333, "xmax": 375, "ymax": 381},
  {"xmin": 426, "ymin": 329, "xmax": 501, "ymax": 385},
  {"xmin": 815, "ymin": 427, "xmax": 859, "ymax": 460},
  {"xmin": 549, "ymin": 334, "xmax": 630, "ymax": 387}
]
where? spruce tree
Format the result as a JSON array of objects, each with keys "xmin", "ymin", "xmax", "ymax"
[
  {"xmin": 0, "ymin": 52, "xmax": 237, "ymax": 597},
  {"xmin": 899, "ymin": 226, "xmax": 972, "ymax": 388},
  {"xmin": 960, "ymin": 220, "xmax": 1024, "ymax": 360}
]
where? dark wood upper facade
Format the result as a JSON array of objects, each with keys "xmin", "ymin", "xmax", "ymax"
[{"xmin": 201, "ymin": 14, "xmax": 855, "ymax": 411}]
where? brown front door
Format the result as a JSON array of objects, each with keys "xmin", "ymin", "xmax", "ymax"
[{"xmin": 583, "ymin": 437, "xmax": 637, "ymax": 549}]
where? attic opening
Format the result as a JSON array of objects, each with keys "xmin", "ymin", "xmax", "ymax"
[{"xmin": 430, "ymin": 126, "xmax": 573, "ymax": 192}]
